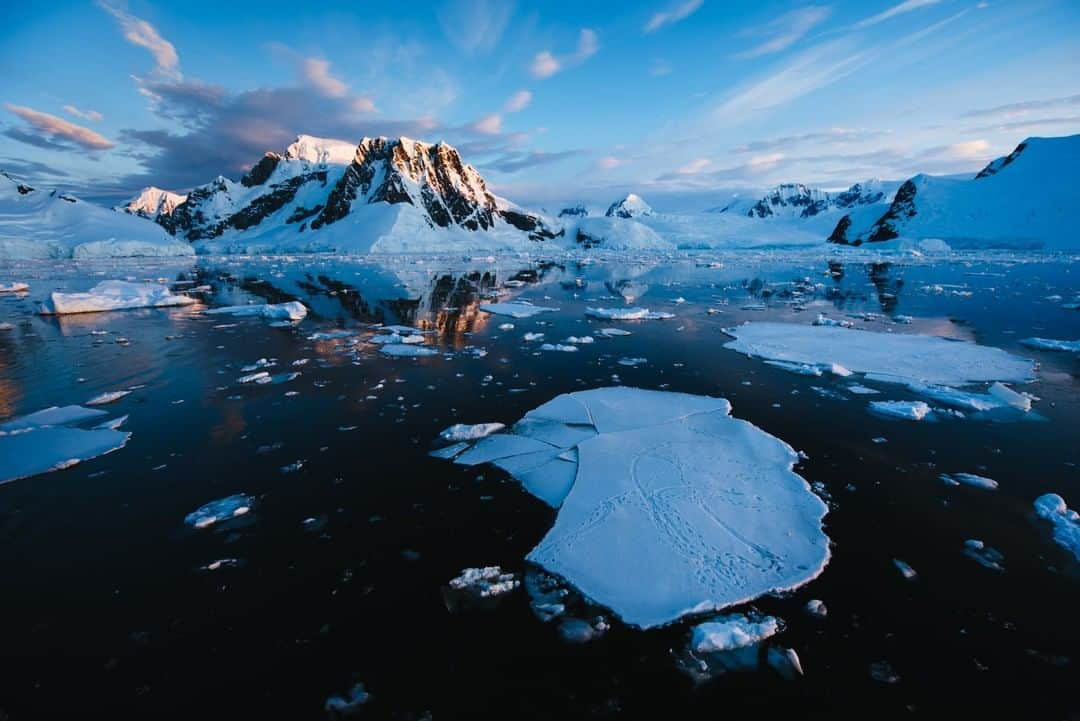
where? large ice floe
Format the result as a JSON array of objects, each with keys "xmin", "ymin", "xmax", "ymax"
[
  {"xmin": 723, "ymin": 322, "xmax": 1035, "ymax": 387},
  {"xmin": 0, "ymin": 405, "xmax": 131, "ymax": 484},
  {"xmin": 432, "ymin": 387, "xmax": 830, "ymax": 629},
  {"xmin": 204, "ymin": 301, "xmax": 307, "ymax": 321},
  {"xmin": 39, "ymin": 280, "xmax": 197, "ymax": 315}
]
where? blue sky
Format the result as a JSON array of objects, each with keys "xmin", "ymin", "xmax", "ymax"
[{"xmin": 2, "ymin": 0, "xmax": 1078, "ymax": 205}]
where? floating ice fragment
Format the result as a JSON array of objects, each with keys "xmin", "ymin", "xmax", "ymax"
[
  {"xmin": 596, "ymin": 327, "xmax": 631, "ymax": 337},
  {"xmin": 940, "ymin": 473, "xmax": 998, "ymax": 490},
  {"xmin": 893, "ymin": 559, "xmax": 917, "ymax": 580},
  {"xmin": 498, "ymin": 323, "xmax": 515, "ymax": 331},
  {"xmin": 723, "ymin": 322, "xmax": 1035, "ymax": 388},
  {"xmin": 1020, "ymin": 337, "xmax": 1080, "ymax": 353},
  {"xmin": 691, "ymin": 613, "xmax": 781, "ymax": 653},
  {"xmin": 324, "ymin": 683, "xmax": 370, "ymax": 717},
  {"xmin": 870, "ymin": 400, "xmax": 931, "ymax": 421},
  {"xmin": 439, "ymin": 423, "xmax": 505, "ymax": 442},
  {"xmin": 617, "ymin": 357, "xmax": 647, "ymax": 367},
  {"xmin": 0, "ymin": 404, "xmax": 131, "ymax": 484},
  {"xmin": 237, "ymin": 371, "xmax": 270, "ymax": 384},
  {"xmin": 523, "ymin": 332, "xmax": 545, "ymax": 342},
  {"xmin": 988, "ymin": 382, "xmax": 1032, "ymax": 412},
  {"xmin": 563, "ymin": 336, "xmax": 594, "ymax": 344},
  {"xmin": 240, "ymin": 358, "xmax": 274, "ymax": 372},
  {"xmin": 40, "ymin": 280, "xmax": 196, "ymax": 315},
  {"xmin": 307, "ymin": 330, "xmax": 357, "ymax": 340},
  {"xmin": 540, "ymin": 343, "xmax": 578, "ymax": 352},
  {"xmin": 433, "ymin": 387, "xmax": 830, "ymax": 628},
  {"xmin": 379, "ymin": 344, "xmax": 438, "ymax": 357},
  {"xmin": 813, "ymin": 314, "xmax": 853, "ymax": 328},
  {"xmin": 805, "ymin": 599, "xmax": 827, "ymax": 619},
  {"xmin": 85, "ymin": 390, "xmax": 132, "ymax": 406},
  {"xmin": 184, "ymin": 494, "xmax": 253, "ymax": 529},
  {"xmin": 205, "ymin": 301, "xmax": 307, "ymax": 321},
  {"xmin": 448, "ymin": 566, "xmax": 520, "ymax": 598},
  {"xmin": 0, "ymin": 282, "xmax": 29, "ymax": 292},
  {"xmin": 585, "ymin": 307, "xmax": 675, "ymax": 321},
  {"xmin": 1033, "ymin": 494, "xmax": 1080, "ymax": 561},
  {"xmin": 479, "ymin": 302, "xmax": 559, "ymax": 319},
  {"xmin": 768, "ymin": 647, "xmax": 804, "ymax": 680},
  {"xmin": 963, "ymin": 539, "xmax": 1005, "ymax": 571}
]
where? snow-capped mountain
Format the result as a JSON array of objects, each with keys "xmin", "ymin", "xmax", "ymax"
[
  {"xmin": 828, "ymin": 135, "xmax": 1079, "ymax": 249},
  {"xmin": 0, "ymin": 172, "xmax": 193, "ymax": 259},
  {"xmin": 606, "ymin": 193, "xmax": 653, "ymax": 218},
  {"xmin": 139, "ymin": 135, "xmax": 561, "ymax": 253},
  {"xmin": 558, "ymin": 204, "xmax": 588, "ymax": 218},
  {"xmin": 117, "ymin": 186, "xmax": 188, "ymax": 222},
  {"xmin": 719, "ymin": 181, "xmax": 894, "ymax": 219}
]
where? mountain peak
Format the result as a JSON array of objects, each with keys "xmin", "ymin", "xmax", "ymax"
[{"xmin": 606, "ymin": 193, "xmax": 653, "ymax": 218}]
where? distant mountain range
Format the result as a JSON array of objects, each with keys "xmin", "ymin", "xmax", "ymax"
[{"xmin": 1, "ymin": 133, "xmax": 1076, "ymax": 258}]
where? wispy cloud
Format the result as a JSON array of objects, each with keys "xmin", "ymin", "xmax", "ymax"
[
  {"xmin": 738, "ymin": 6, "xmax": 831, "ymax": 59},
  {"xmin": 530, "ymin": 29, "xmax": 599, "ymax": 78},
  {"xmin": 472, "ymin": 113, "xmax": 503, "ymax": 135},
  {"xmin": 5, "ymin": 104, "xmax": 115, "ymax": 151},
  {"xmin": 650, "ymin": 59, "xmax": 673, "ymax": 76},
  {"xmin": 644, "ymin": 0, "xmax": 704, "ymax": 34},
  {"xmin": 676, "ymin": 157, "xmax": 711, "ymax": 174},
  {"xmin": 503, "ymin": 89, "xmax": 532, "ymax": 113},
  {"xmin": 852, "ymin": 0, "xmax": 940, "ymax": 30},
  {"xmin": 968, "ymin": 115, "xmax": 1080, "ymax": 133},
  {"xmin": 961, "ymin": 93, "xmax": 1080, "ymax": 119},
  {"xmin": 97, "ymin": 1, "xmax": 181, "ymax": 79},
  {"xmin": 63, "ymin": 105, "xmax": 104, "ymax": 123},
  {"xmin": 299, "ymin": 58, "xmax": 348, "ymax": 98},
  {"xmin": 713, "ymin": 39, "xmax": 870, "ymax": 121},
  {"xmin": 483, "ymin": 149, "xmax": 581, "ymax": 173},
  {"xmin": 734, "ymin": 127, "xmax": 889, "ymax": 153},
  {"xmin": 438, "ymin": 0, "xmax": 515, "ymax": 54},
  {"xmin": 596, "ymin": 156, "xmax": 623, "ymax": 170}
]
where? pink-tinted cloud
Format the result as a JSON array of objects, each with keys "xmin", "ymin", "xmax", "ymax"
[
  {"xmin": 5, "ymin": 104, "xmax": 115, "ymax": 150},
  {"xmin": 98, "ymin": 1, "xmax": 181, "ymax": 79},
  {"xmin": 63, "ymin": 105, "xmax": 104, "ymax": 122}
]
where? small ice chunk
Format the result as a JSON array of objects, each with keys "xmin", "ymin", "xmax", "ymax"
[
  {"xmin": 40, "ymin": 280, "xmax": 196, "ymax": 315},
  {"xmin": 324, "ymin": 683, "xmax": 370, "ymax": 717},
  {"xmin": 240, "ymin": 358, "xmax": 274, "ymax": 371},
  {"xmin": 691, "ymin": 613, "xmax": 782, "ymax": 653},
  {"xmin": 940, "ymin": 473, "xmax": 998, "ymax": 490},
  {"xmin": 963, "ymin": 539, "xmax": 1005, "ymax": 571},
  {"xmin": 1020, "ymin": 337, "xmax": 1080, "ymax": 353},
  {"xmin": 563, "ymin": 336, "xmax": 594, "ymax": 344},
  {"xmin": 498, "ymin": 323, "xmax": 515, "ymax": 331},
  {"xmin": 540, "ymin": 343, "xmax": 578, "ymax": 352},
  {"xmin": 1033, "ymin": 494, "xmax": 1080, "ymax": 561},
  {"xmin": 767, "ymin": 647, "xmax": 804, "ymax": 679},
  {"xmin": 597, "ymin": 327, "xmax": 631, "ymax": 337},
  {"xmin": 988, "ymin": 382, "xmax": 1032, "ymax": 412},
  {"xmin": 479, "ymin": 302, "xmax": 559, "ymax": 319},
  {"xmin": 205, "ymin": 301, "xmax": 307, "ymax": 321},
  {"xmin": 86, "ymin": 390, "xmax": 132, "ymax": 406},
  {"xmin": 184, "ymin": 494, "xmax": 253, "ymax": 529},
  {"xmin": 523, "ymin": 332, "xmax": 545, "ymax": 342},
  {"xmin": 617, "ymin": 357, "xmax": 647, "ymax": 367},
  {"xmin": 893, "ymin": 559, "xmax": 918, "ymax": 580},
  {"xmin": 805, "ymin": 599, "xmax": 827, "ymax": 619},
  {"xmin": 379, "ymin": 344, "xmax": 438, "ymax": 357},
  {"xmin": 765, "ymin": 360, "xmax": 823, "ymax": 376},
  {"xmin": 448, "ymin": 566, "xmax": 520, "ymax": 598},
  {"xmin": 237, "ymin": 371, "xmax": 270, "ymax": 384},
  {"xmin": 869, "ymin": 400, "xmax": 931, "ymax": 421},
  {"xmin": 847, "ymin": 384, "xmax": 880, "ymax": 395},
  {"xmin": 812, "ymin": 314, "xmax": 853, "ymax": 328},
  {"xmin": 429, "ymin": 441, "xmax": 470, "ymax": 459},
  {"xmin": 585, "ymin": 307, "xmax": 675, "ymax": 321},
  {"xmin": 0, "ymin": 282, "xmax": 29, "ymax": 292},
  {"xmin": 307, "ymin": 330, "xmax": 357, "ymax": 340},
  {"xmin": 439, "ymin": 423, "xmax": 505, "ymax": 442}
]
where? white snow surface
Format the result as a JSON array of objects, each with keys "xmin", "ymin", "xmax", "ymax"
[
  {"xmin": 40, "ymin": 280, "xmax": 197, "ymax": 315},
  {"xmin": 437, "ymin": 387, "xmax": 830, "ymax": 628},
  {"xmin": 723, "ymin": 322, "xmax": 1035, "ymax": 387},
  {"xmin": 0, "ymin": 404, "xmax": 130, "ymax": 484},
  {"xmin": 479, "ymin": 302, "xmax": 559, "ymax": 318},
  {"xmin": 440, "ymin": 423, "xmax": 506, "ymax": 442},
  {"xmin": 0, "ymin": 173, "xmax": 193, "ymax": 259}
]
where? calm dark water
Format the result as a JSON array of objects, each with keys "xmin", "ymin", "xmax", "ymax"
[{"xmin": 0, "ymin": 249, "xmax": 1078, "ymax": 720}]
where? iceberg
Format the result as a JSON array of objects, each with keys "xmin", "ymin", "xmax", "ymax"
[
  {"xmin": 378, "ymin": 344, "xmax": 438, "ymax": 357},
  {"xmin": 39, "ymin": 280, "xmax": 197, "ymax": 315},
  {"xmin": 435, "ymin": 387, "xmax": 830, "ymax": 628},
  {"xmin": 0, "ymin": 405, "xmax": 130, "ymax": 484},
  {"xmin": 869, "ymin": 400, "xmax": 931, "ymax": 421},
  {"xmin": 690, "ymin": 613, "xmax": 782, "ymax": 653},
  {"xmin": 940, "ymin": 473, "xmax": 998, "ymax": 490},
  {"xmin": 723, "ymin": 322, "xmax": 1035, "ymax": 387},
  {"xmin": 205, "ymin": 301, "xmax": 307, "ymax": 321}
]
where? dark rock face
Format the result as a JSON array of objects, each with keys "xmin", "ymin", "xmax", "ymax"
[
  {"xmin": 558, "ymin": 204, "xmax": 587, "ymax": 218},
  {"xmin": 747, "ymin": 184, "xmax": 822, "ymax": 218},
  {"xmin": 827, "ymin": 214, "xmax": 854, "ymax": 244},
  {"xmin": 313, "ymin": 138, "xmax": 499, "ymax": 232},
  {"xmin": 975, "ymin": 141, "xmax": 1027, "ymax": 179},
  {"xmin": 833, "ymin": 183, "xmax": 884, "ymax": 208},
  {"xmin": 499, "ymin": 209, "xmax": 562, "ymax": 241},
  {"xmin": 575, "ymin": 228, "xmax": 602, "ymax": 248},
  {"xmin": 241, "ymin": 153, "xmax": 282, "ymax": 187},
  {"xmin": 866, "ymin": 179, "xmax": 918, "ymax": 243}
]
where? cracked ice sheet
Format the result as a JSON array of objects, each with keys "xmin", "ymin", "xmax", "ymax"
[
  {"xmin": 437, "ymin": 388, "xmax": 828, "ymax": 629},
  {"xmin": 723, "ymin": 322, "xmax": 1035, "ymax": 387}
]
